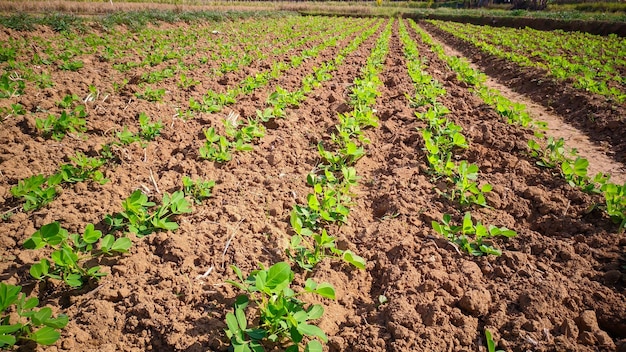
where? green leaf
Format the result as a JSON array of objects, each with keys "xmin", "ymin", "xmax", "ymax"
[
  {"xmin": 307, "ymin": 304, "xmax": 324, "ymax": 320},
  {"xmin": 235, "ymin": 307, "xmax": 247, "ymax": 331},
  {"xmin": 0, "ymin": 333, "xmax": 17, "ymax": 347},
  {"xmin": 265, "ymin": 262, "xmax": 293, "ymax": 292},
  {"xmin": 342, "ymin": 250, "xmax": 366, "ymax": 270},
  {"xmin": 305, "ymin": 340, "xmax": 323, "ymax": 352},
  {"xmin": 30, "ymin": 259, "xmax": 50, "ymax": 280},
  {"xmin": 44, "ymin": 315, "xmax": 69, "ymax": 329},
  {"xmin": 297, "ymin": 323, "xmax": 327, "ymax": 342},
  {"xmin": 22, "ymin": 297, "xmax": 39, "ymax": 310},
  {"xmin": 314, "ymin": 283, "xmax": 335, "ymax": 300},
  {"xmin": 31, "ymin": 307, "xmax": 52, "ymax": 326},
  {"xmin": 0, "ymin": 283, "xmax": 21, "ymax": 312},
  {"xmin": 225, "ymin": 312, "xmax": 241, "ymax": 337},
  {"xmin": 0, "ymin": 324, "xmax": 22, "ymax": 334},
  {"xmin": 65, "ymin": 274, "xmax": 83, "ymax": 288},
  {"xmin": 285, "ymin": 346, "xmax": 299, "ymax": 352},
  {"xmin": 100, "ymin": 234, "xmax": 114, "ymax": 252},
  {"xmin": 111, "ymin": 237, "xmax": 132, "ymax": 253},
  {"xmin": 29, "ymin": 326, "xmax": 61, "ymax": 345},
  {"xmin": 82, "ymin": 223, "xmax": 102, "ymax": 244},
  {"xmin": 485, "ymin": 329, "xmax": 496, "ymax": 352}
]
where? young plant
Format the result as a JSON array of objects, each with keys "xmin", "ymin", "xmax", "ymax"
[
  {"xmin": 0, "ymin": 72, "xmax": 25, "ymax": 98},
  {"xmin": 0, "ymin": 283, "xmax": 68, "ymax": 348},
  {"xmin": 24, "ymin": 222, "xmax": 131, "ymax": 288},
  {"xmin": 135, "ymin": 86, "xmax": 165, "ymax": 102},
  {"xmin": 485, "ymin": 329, "xmax": 505, "ymax": 352},
  {"xmin": 601, "ymin": 182, "xmax": 626, "ymax": 233},
  {"xmin": 138, "ymin": 112, "xmax": 162, "ymax": 142},
  {"xmin": 449, "ymin": 161, "xmax": 492, "ymax": 207},
  {"xmin": 199, "ymin": 127, "xmax": 232, "ymax": 162},
  {"xmin": 432, "ymin": 212, "xmax": 517, "ymax": 256},
  {"xmin": 58, "ymin": 60, "xmax": 83, "ymax": 71},
  {"xmin": 55, "ymin": 152, "xmax": 108, "ymax": 185},
  {"xmin": 105, "ymin": 189, "xmax": 192, "ymax": 237},
  {"xmin": 225, "ymin": 262, "xmax": 335, "ymax": 352},
  {"xmin": 10, "ymin": 174, "xmax": 59, "ymax": 211},
  {"xmin": 182, "ymin": 176, "xmax": 215, "ymax": 204},
  {"xmin": 35, "ymin": 106, "xmax": 87, "ymax": 141}
]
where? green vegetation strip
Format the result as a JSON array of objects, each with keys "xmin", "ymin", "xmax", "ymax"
[
  {"xmin": 429, "ymin": 20, "xmax": 626, "ymax": 103},
  {"xmin": 197, "ymin": 19, "xmax": 377, "ymax": 163},
  {"xmin": 399, "ymin": 18, "xmax": 516, "ymax": 256},
  {"xmin": 413, "ymin": 20, "xmax": 626, "ymax": 232},
  {"xmin": 223, "ymin": 19, "xmax": 392, "ymax": 352}
]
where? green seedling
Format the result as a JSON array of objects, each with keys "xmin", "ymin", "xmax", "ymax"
[
  {"xmin": 182, "ymin": 176, "xmax": 215, "ymax": 204},
  {"xmin": 35, "ymin": 106, "xmax": 87, "ymax": 141},
  {"xmin": 485, "ymin": 329, "xmax": 505, "ymax": 352},
  {"xmin": 0, "ymin": 72, "xmax": 25, "ymax": 98},
  {"xmin": 10, "ymin": 174, "xmax": 59, "ymax": 211},
  {"xmin": 226, "ymin": 262, "xmax": 335, "ymax": 352},
  {"xmin": 135, "ymin": 86, "xmax": 165, "ymax": 102},
  {"xmin": 138, "ymin": 112, "xmax": 162, "ymax": 142},
  {"xmin": 601, "ymin": 182, "xmax": 626, "ymax": 233},
  {"xmin": 117, "ymin": 126, "xmax": 140, "ymax": 145},
  {"xmin": 432, "ymin": 212, "xmax": 517, "ymax": 256},
  {"xmin": 0, "ymin": 283, "xmax": 68, "ymax": 348},
  {"xmin": 199, "ymin": 128, "xmax": 232, "ymax": 162},
  {"xmin": 55, "ymin": 152, "xmax": 108, "ymax": 185},
  {"xmin": 449, "ymin": 161, "xmax": 492, "ymax": 207},
  {"xmin": 57, "ymin": 94, "xmax": 80, "ymax": 109},
  {"xmin": 527, "ymin": 137, "xmax": 569, "ymax": 168},
  {"xmin": 24, "ymin": 222, "xmax": 131, "ymax": 287},
  {"xmin": 560, "ymin": 157, "xmax": 595, "ymax": 191},
  {"xmin": 105, "ymin": 189, "xmax": 192, "ymax": 237},
  {"xmin": 287, "ymin": 223, "xmax": 365, "ymax": 271},
  {"xmin": 58, "ymin": 60, "xmax": 83, "ymax": 71},
  {"xmin": 178, "ymin": 73, "xmax": 200, "ymax": 90}
]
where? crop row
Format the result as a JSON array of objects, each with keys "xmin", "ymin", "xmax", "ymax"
[
  {"xmin": 189, "ymin": 18, "xmax": 373, "ymax": 117},
  {"xmin": 0, "ymin": 16, "xmax": 357, "ymax": 106},
  {"xmin": 428, "ymin": 20, "xmax": 626, "ymax": 103},
  {"xmin": 398, "ymin": 18, "xmax": 517, "ymax": 256},
  {"xmin": 222, "ymin": 19, "xmax": 391, "ymax": 352},
  {"xmin": 198, "ymin": 19, "xmax": 380, "ymax": 163},
  {"xmin": 413, "ymin": 20, "xmax": 626, "ymax": 233}
]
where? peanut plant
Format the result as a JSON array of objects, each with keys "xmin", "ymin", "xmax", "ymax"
[
  {"xmin": 24, "ymin": 222, "xmax": 131, "ymax": 288},
  {"xmin": 226, "ymin": 262, "xmax": 335, "ymax": 352},
  {"xmin": 0, "ymin": 283, "xmax": 68, "ymax": 348},
  {"xmin": 432, "ymin": 213, "xmax": 517, "ymax": 256}
]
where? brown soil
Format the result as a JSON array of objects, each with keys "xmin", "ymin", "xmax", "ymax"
[{"xmin": 0, "ymin": 16, "xmax": 625, "ymax": 352}]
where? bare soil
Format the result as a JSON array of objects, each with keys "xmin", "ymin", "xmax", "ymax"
[{"xmin": 0, "ymin": 16, "xmax": 625, "ymax": 352}]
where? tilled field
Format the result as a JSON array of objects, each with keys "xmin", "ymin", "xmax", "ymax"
[{"xmin": 0, "ymin": 15, "xmax": 624, "ymax": 352}]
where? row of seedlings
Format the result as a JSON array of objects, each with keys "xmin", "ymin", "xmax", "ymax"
[
  {"xmin": 221, "ymin": 19, "xmax": 393, "ymax": 352},
  {"xmin": 197, "ymin": 19, "xmax": 378, "ymax": 163},
  {"xmin": 412, "ymin": 20, "xmax": 626, "ymax": 233},
  {"xmin": 399, "ymin": 18, "xmax": 517, "ymax": 256}
]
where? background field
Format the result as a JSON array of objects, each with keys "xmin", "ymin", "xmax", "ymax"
[{"xmin": 0, "ymin": 3, "xmax": 625, "ymax": 352}]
